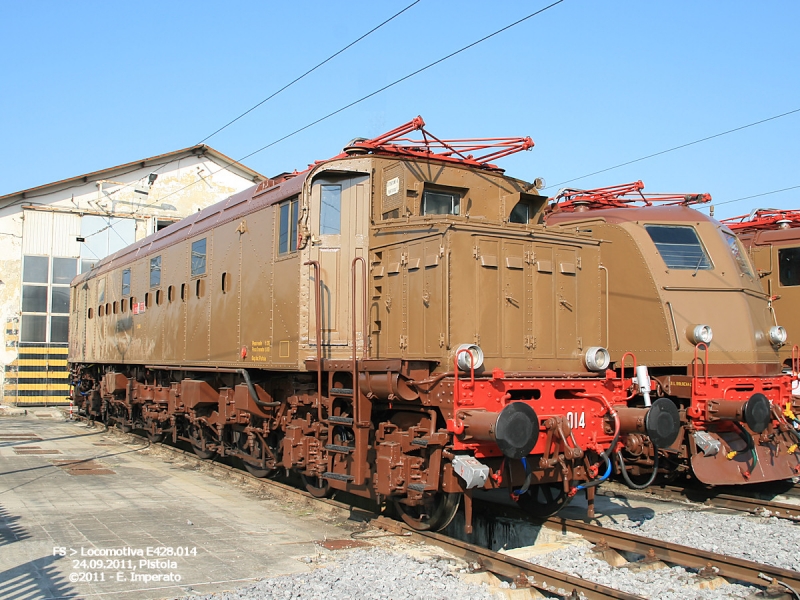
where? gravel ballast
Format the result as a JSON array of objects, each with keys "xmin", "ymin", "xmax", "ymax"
[
  {"xmin": 182, "ymin": 547, "xmax": 499, "ymax": 600},
  {"xmin": 526, "ymin": 544, "xmax": 757, "ymax": 600},
  {"xmin": 608, "ymin": 508, "xmax": 800, "ymax": 572}
]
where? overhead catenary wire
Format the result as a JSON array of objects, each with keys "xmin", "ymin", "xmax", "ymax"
[
  {"xmin": 196, "ymin": 0, "xmax": 422, "ymax": 145},
  {"xmin": 546, "ymin": 107, "xmax": 800, "ymax": 190},
  {"xmin": 10, "ymin": 3, "xmax": 422, "ymax": 212},
  {"xmin": 144, "ymin": 0, "xmax": 567, "ymax": 208},
  {"xmin": 712, "ymin": 184, "xmax": 800, "ymax": 208}
]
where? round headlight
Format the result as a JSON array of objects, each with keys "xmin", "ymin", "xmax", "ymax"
[
  {"xmin": 455, "ymin": 344, "xmax": 484, "ymax": 371},
  {"xmin": 584, "ymin": 346, "xmax": 611, "ymax": 371},
  {"xmin": 689, "ymin": 324, "xmax": 713, "ymax": 345},
  {"xmin": 769, "ymin": 325, "xmax": 787, "ymax": 346}
]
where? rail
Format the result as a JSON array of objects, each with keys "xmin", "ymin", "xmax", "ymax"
[
  {"xmin": 544, "ymin": 516, "xmax": 800, "ymax": 590},
  {"xmin": 101, "ymin": 424, "xmax": 635, "ymax": 600}
]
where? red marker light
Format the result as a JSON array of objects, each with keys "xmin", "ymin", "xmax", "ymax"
[{"xmin": 241, "ymin": 346, "xmax": 247, "ymax": 359}]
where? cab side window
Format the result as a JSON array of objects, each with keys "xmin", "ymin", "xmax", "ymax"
[
  {"xmin": 278, "ymin": 197, "xmax": 299, "ymax": 254},
  {"xmin": 779, "ymin": 247, "xmax": 800, "ymax": 286},
  {"xmin": 422, "ymin": 190, "xmax": 459, "ymax": 215},
  {"xmin": 509, "ymin": 202, "xmax": 529, "ymax": 224}
]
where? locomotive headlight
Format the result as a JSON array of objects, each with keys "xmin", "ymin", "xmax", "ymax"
[
  {"xmin": 584, "ymin": 346, "xmax": 610, "ymax": 371},
  {"xmin": 455, "ymin": 344, "xmax": 484, "ymax": 371},
  {"xmin": 688, "ymin": 324, "xmax": 713, "ymax": 345},
  {"xmin": 769, "ymin": 325, "xmax": 787, "ymax": 346}
]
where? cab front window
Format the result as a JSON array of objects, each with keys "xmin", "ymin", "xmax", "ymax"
[{"xmin": 644, "ymin": 225, "xmax": 712, "ymax": 270}]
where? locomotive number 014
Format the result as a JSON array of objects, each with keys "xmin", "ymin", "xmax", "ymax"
[{"xmin": 566, "ymin": 411, "xmax": 586, "ymax": 429}]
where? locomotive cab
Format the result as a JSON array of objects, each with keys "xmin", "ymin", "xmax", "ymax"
[{"xmin": 548, "ymin": 198, "xmax": 800, "ymax": 486}]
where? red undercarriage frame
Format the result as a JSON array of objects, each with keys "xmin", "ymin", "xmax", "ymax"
[
  {"xmin": 687, "ymin": 344, "xmax": 800, "ymax": 484},
  {"xmin": 442, "ymin": 347, "xmax": 800, "ymax": 487}
]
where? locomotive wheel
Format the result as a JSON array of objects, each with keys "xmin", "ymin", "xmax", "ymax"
[
  {"xmin": 188, "ymin": 426, "xmax": 216, "ymax": 460},
  {"xmin": 516, "ymin": 484, "xmax": 571, "ymax": 520},
  {"xmin": 242, "ymin": 437, "xmax": 278, "ymax": 479},
  {"xmin": 394, "ymin": 492, "xmax": 461, "ymax": 532},
  {"xmin": 301, "ymin": 474, "xmax": 332, "ymax": 498}
]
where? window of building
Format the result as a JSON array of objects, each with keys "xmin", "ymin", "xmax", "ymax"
[
  {"xmin": 150, "ymin": 256, "xmax": 161, "ymax": 287},
  {"xmin": 644, "ymin": 225, "xmax": 712, "ymax": 271},
  {"xmin": 422, "ymin": 190, "xmax": 460, "ymax": 215},
  {"xmin": 122, "ymin": 269, "xmax": 131, "ymax": 296},
  {"xmin": 20, "ymin": 255, "xmax": 76, "ymax": 343},
  {"xmin": 278, "ymin": 197, "xmax": 299, "ymax": 254},
  {"xmin": 320, "ymin": 186, "xmax": 341, "ymax": 235},
  {"xmin": 191, "ymin": 239, "xmax": 206, "ymax": 277},
  {"xmin": 779, "ymin": 247, "xmax": 800, "ymax": 287}
]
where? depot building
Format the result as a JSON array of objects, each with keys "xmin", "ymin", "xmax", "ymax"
[{"xmin": 0, "ymin": 146, "xmax": 265, "ymax": 406}]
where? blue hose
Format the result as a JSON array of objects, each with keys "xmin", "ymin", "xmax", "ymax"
[{"xmin": 575, "ymin": 452, "xmax": 612, "ymax": 492}]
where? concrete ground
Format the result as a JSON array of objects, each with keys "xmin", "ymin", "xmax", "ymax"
[{"xmin": 0, "ymin": 410, "xmax": 361, "ymax": 600}]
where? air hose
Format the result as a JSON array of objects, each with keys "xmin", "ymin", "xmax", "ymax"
[
  {"xmin": 618, "ymin": 443, "xmax": 660, "ymax": 490},
  {"xmin": 575, "ymin": 410, "xmax": 621, "ymax": 492},
  {"xmin": 513, "ymin": 457, "xmax": 534, "ymax": 497},
  {"xmin": 729, "ymin": 422, "xmax": 759, "ymax": 470}
]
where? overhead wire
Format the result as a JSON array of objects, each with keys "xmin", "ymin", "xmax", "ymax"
[
  {"xmin": 712, "ymin": 184, "xmax": 800, "ymax": 208},
  {"xmin": 24, "ymin": 2, "xmax": 422, "ymax": 214},
  {"xmin": 546, "ymin": 106, "xmax": 800, "ymax": 190},
  {"xmin": 196, "ymin": 0, "xmax": 422, "ymax": 144},
  {"xmin": 144, "ymin": 0, "xmax": 567, "ymax": 207}
]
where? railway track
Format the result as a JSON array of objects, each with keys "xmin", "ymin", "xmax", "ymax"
[
  {"xmin": 605, "ymin": 481, "xmax": 800, "ymax": 521},
  {"xmin": 88, "ymin": 421, "xmax": 800, "ymax": 600}
]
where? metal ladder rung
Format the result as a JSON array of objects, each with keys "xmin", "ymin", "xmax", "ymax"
[
  {"xmin": 323, "ymin": 471, "xmax": 354, "ymax": 482},
  {"xmin": 327, "ymin": 415, "xmax": 354, "ymax": 425},
  {"xmin": 324, "ymin": 444, "xmax": 354, "ymax": 454},
  {"xmin": 330, "ymin": 388, "xmax": 354, "ymax": 396}
]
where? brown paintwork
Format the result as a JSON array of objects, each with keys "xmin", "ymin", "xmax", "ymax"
[
  {"xmin": 68, "ymin": 141, "xmax": 800, "ymax": 532},
  {"xmin": 736, "ymin": 226, "xmax": 800, "ymax": 367}
]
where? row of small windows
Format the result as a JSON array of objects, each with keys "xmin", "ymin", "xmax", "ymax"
[{"xmin": 88, "ymin": 270, "xmax": 230, "ymax": 319}]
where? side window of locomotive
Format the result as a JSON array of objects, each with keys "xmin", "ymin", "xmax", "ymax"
[
  {"xmin": 150, "ymin": 256, "xmax": 161, "ymax": 288},
  {"xmin": 320, "ymin": 186, "xmax": 341, "ymax": 235},
  {"xmin": 644, "ymin": 225, "xmax": 712, "ymax": 270},
  {"xmin": 278, "ymin": 197, "xmax": 299, "ymax": 254},
  {"xmin": 778, "ymin": 247, "xmax": 800, "ymax": 286},
  {"xmin": 722, "ymin": 231, "xmax": 754, "ymax": 278},
  {"xmin": 121, "ymin": 269, "xmax": 131, "ymax": 296},
  {"xmin": 422, "ymin": 190, "xmax": 459, "ymax": 215},
  {"xmin": 191, "ymin": 239, "xmax": 206, "ymax": 277},
  {"xmin": 509, "ymin": 201, "xmax": 529, "ymax": 224}
]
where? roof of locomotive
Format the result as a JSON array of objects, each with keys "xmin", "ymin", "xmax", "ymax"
[
  {"xmin": 736, "ymin": 225, "xmax": 800, "ymax": 247},
  {"xmin": 71, "ymin": 168, "xmax": 305, "ymax": 286},
  {"xmin": 545, "ymin": 204, "xmax": 720, "ymax": 227},
  {"xmin": 71, "ymin": 152, "xmax": 531, "ymax": 286}
]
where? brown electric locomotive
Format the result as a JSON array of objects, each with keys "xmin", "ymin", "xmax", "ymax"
[
  {"xmin": 70, "ymin": 118, "xmax": 680, "ymax": 533},
  {"xmin": 546, "ymin": 183, "xmax": 800, "ymax": 487}
]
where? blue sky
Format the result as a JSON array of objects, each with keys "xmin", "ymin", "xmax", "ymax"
[{"xmin": 1, "ymin": 1, "xmax": 798, "ymax": 220}]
